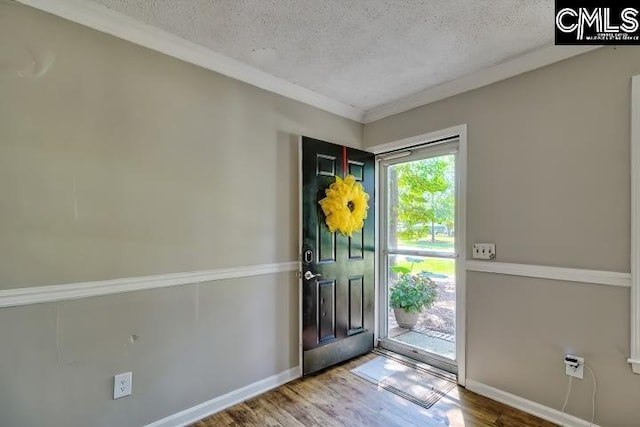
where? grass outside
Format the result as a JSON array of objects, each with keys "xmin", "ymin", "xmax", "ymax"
[
  {"xmin": 398, "ymin": 236, "xmax": 454, "ymax": 251},
  {"xmin": 395, "ymin": 236, "xmax": 455, "ymax": 276},
  {"xmin": 393, "ymin": 256, "xmax": 455, "ymax": 277}
]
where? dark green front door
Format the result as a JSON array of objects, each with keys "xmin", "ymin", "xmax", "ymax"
[{"xmin": 300, "ymin": 136, "xmax": 375, "ymax": 375}]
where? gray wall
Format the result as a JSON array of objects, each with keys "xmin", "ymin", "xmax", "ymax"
[
  {"xmin": 0, "ymin": 3, "xmax": 361, "ymax": 426},
  {"xmin": 365, "ymin": 47, "xmax": 640, "ymax": 426},
  {"xmin": 5, "ymin": 2, "xmax": 640, "ymax": 426}
]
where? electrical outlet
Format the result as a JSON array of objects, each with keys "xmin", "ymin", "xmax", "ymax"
[
  {"xmin": 472, "ymin": 243, "xmax": 496, "ymax": 260},
  {"xmin": 564, "ymin": 355, "xmax": 584, "ymax": 379},
  {"xmin": 114, "ymin": 372, "xmax": 132, "ymax": 399}
]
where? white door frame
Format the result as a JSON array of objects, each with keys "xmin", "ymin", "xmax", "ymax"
[{"xmin": 369, "ymin": 124, "xmax": 467, "ymax": 386}]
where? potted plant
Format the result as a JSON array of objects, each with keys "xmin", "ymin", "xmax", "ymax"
[{"xmin": 389, "ymin": 263, "xmax": 438, "ymax": 329}]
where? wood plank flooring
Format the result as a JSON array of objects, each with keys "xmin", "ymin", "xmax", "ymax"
[{"xmin": 192, "ymin": 353, "xmax": 557, "ymax": 427}]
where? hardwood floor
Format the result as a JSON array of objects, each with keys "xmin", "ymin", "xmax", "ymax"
[{"xmin": 192, "ymin": 353, "xmax": 556, "ymax": 427}]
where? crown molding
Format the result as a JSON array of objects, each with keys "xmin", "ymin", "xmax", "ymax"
[
  {"xmin": 363, "ymin": 44, "xmax": 601, "ymax": 123},
  {"xmin": 16, "ymin": 1, "xmax": 601, "ymax": 125},
  {"xmin": 16, "ymin": 0, "xmax": 366, "ymax": 122}
]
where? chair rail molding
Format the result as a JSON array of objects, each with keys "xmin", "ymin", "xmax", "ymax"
[
  {"xmin": 0, "ymin": 261, "xmax": 299, "ymax": 308},
  {"xmin": 466, "ymin": 261, "xmax": 631, "ymax": 288},
  {"xmin": 630, "ymin": 74, "xmax": 640, "ymax": 374}
]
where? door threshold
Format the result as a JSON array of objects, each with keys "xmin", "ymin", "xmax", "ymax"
[
  {"xmin": 378, "ymin": 339, "xmax": 457, "ymax": 375},
  {"xmin": 373, "ymin": 347, "xmax": 457, "ymax": 383}
]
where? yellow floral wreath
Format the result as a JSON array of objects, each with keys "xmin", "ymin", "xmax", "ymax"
[{"xmin": 319, "ymin": 175, "xmax": 370, "ymax": 237}]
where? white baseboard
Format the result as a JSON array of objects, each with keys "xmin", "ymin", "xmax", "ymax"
[
  {"xmin": 465, "ymin": 379, "xmax": 599, "ymax": 427},
  {"xmin": 145, "ymin": 366, "xmax": 301, "ymax": 427}
]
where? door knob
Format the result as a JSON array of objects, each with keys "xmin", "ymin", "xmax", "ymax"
[{"xmin": 304, "ymin": 271, "xmax": 322, "ymax": 281}]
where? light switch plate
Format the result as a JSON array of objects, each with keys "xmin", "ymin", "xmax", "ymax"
[
  {"xmin": 114, "ymin": 372, "xmax": 132, "ymax": 399},
  {"xmin": 473, "ymin": 243, "xmax": 496, "ymax": 260}
]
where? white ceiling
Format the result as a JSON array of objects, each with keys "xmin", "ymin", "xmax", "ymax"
[{"xmin": 20, "ymin": 0, "xmax": 597, "ymax": 122}]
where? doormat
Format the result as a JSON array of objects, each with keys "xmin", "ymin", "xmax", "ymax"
[{"xmin": 350, "ymin": 356, "xmax": 456, "ymax": 410}]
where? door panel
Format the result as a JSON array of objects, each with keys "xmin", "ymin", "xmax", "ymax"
[
  {"xmin": 317, "ymin": 279, "xmax": 336, "ymax": 342},
  {"xmin": 301, "ymin": 136, "xmax": 375, "ymax": 375},
  {"xmin": 348, "ymin": 276, "xmax": 364, "ymax": 334}
]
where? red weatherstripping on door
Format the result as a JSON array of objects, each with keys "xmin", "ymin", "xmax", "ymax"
[{"xmin": 343, "ymin": 145, "xmax": 348, "ymax": 177}]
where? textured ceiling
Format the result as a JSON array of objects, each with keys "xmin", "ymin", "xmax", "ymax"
[{"xmin": 90, "ymin": 0, "xmax": 554, "ymax": 111}]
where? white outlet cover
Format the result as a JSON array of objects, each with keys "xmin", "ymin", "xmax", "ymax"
[
  {"xmin": 565, "ymin": 355, "xmax": 584, "ymax": 379},
  {"xmin": 114, "ymin": 372, "xmax": 132, "ymax": 399}
]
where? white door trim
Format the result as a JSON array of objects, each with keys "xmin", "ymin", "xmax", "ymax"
[
  {"xmin": 456, "ymin": 124, "xmax": 468, "ymax": 385},
  {"xmin": 368, "ymin": 125, "xmax": 467, "ymax": 154},
  {"xmin": 375, "ymin": 124, "xmax": 467, "ymax": 385},
  {"xmin": 630, "ymin": 74, "xmax": 640, "ymax": 374}
]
